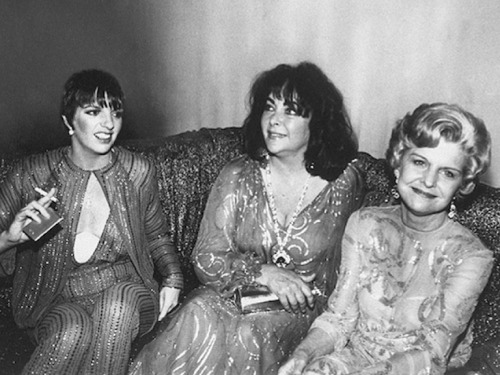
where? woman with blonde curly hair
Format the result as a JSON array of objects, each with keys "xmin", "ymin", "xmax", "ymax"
[{"xmin": 280, "ymin": 102, "xmax": 493, "ymax": 375}]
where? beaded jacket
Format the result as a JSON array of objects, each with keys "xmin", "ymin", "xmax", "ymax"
[{"xmin": 0, "ymin": 147, "xmax": 183, "ymax": 331}]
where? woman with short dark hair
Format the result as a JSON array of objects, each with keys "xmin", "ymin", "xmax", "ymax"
[{"xmin": 0, "ymin": 69, "xmax": 183, "ymax": 375}]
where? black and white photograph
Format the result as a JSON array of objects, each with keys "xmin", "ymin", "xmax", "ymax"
[{"xmin": 0, "ymin": 1, "xmax": 499, "ymax": 374}]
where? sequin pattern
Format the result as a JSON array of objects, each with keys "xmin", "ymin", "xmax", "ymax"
[
  {"xmin": 129, "ymin": 155, "xmax": 365, "ymax": 375},
  {"xmin": 0, "ymin": 146, "xmax": 183, "ymax": 373},
  {"xmin": 308, "ymin": 206, "xmax": 493, "ymax": 374}
]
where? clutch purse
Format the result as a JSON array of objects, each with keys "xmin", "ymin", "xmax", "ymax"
[
  {"xmin": 235, "ymin": 285, "xmax": 283, "ymax": 314},
  {"xmin": 235, "ymin": 284, "xmax": 325, "ymax": 314}
]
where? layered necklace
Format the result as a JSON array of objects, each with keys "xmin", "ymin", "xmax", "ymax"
[{"xmin": 263, "ymin": 160, "xmax": 310, "ymax": 268}]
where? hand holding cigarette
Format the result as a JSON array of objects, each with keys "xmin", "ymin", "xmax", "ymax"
[
  {"xmin": 21, "ymin": 187, "xmax": 62, "ymax": 241},
  {"xmin": 34, "ymin": 187, "xmax": 58, "ymax": 203},
  {"xmin": 0, "ymin": 187, "xmax": 60, "ymax": 249}
]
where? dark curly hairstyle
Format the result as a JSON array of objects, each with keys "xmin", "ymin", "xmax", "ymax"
[
  {"xmin": 60, "ymin": 69, "xmax": 124, "ymax": 125},
  {"xmin": 243, "ymin": 62, "xmax": 357, "ymax": 181},
  {"xmin": 386, "ymin": 102, "xmax": 491, "ymax": 197}
]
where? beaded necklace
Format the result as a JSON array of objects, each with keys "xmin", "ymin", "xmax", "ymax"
[{"xmin": 263, "ymin": 161, "xmax": 310, "ymax": 268}]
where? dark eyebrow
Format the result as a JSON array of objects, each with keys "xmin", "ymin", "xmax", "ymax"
[
  {"xmin": 283, "ymin": 98, "xmax": 299, "ymax": 107},
  {"xmin": 81, "ymin": 104, "xmax": 101, "ymax": 109}
]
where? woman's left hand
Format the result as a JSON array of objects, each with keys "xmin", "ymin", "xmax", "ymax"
[{"xmin": 158, "ymin": 286, "xmax": 180, "ymax": 321}]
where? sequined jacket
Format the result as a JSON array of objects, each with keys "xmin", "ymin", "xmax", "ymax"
[{"xmin": 0, "ymin": 147, "xmax": 183, "ymax": 331}]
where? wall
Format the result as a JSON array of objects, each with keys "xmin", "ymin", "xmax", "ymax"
[{"xmin": 0, "ymin": 0, "xmax": 498, "ymax": 186}]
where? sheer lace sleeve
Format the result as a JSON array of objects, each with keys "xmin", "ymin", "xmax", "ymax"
[
  {"xmin": 309, "ymin": 210, "xmax": 362, "ymax": 351},
  {"xmin": 192, "ymin": 157, "xmax": 263, "ymax": 296},
  {"xmin": 386, "ymin": 242, "xmax": 494, "ymax": 373}
]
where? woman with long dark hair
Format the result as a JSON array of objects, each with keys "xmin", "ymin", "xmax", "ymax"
[{"xmin": 130, "ymin": 61, "xmax": 364, "ymax": 375}]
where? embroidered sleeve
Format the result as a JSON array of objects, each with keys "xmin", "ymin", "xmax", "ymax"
[
  {"xmin": 144, "ymin": 162, "xmax": 184, "ymax": 290},
  {"xmin": 347, "ymin": 222, "xmax": 492, "ymax": 374},
  {"xmin": 310, "ymin": 211, "xmax": 362, "ymax": 351},
  {"xmin": 402, "ymin": 243, "xmax": 494, "ymax": 371},
  {"xmin": 191, "ymin": 158, "xmax": 263, "ymax": 296}
]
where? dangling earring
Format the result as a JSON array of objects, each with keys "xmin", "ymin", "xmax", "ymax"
[
  {"xmin": 68, "ymin": 128, "xmax": 74, "ymax": 136},
  {"xmin": 391, "ymin": 186, "xmax": 400, "ymax": 200},
  {"xmin": 448, "ymin": 198, "xmax": 457, "ymax": 219},
  {"xmin": 391, "ymin": 170, "xmax": 400, "ymax": 200}
]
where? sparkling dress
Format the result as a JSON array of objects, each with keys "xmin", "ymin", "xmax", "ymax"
[
  {"xmin": 0, "ymin": 147, "xmax": 183, "ymax": 329},
  {"xmin": 0, "ymin": 147, "xmax": 183, "ymax": 374},
  {"xmin": 305, "ymin": 206, "xmax": 493, "ymax": 375},
  {"xmin": 129, "ymin": 155, "xmax": 364, "ymax": 375}
]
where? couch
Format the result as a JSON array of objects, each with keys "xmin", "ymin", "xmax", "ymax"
[{"xmin": 0, "ymin": 127, "xmax": 498, "ymax": 374}]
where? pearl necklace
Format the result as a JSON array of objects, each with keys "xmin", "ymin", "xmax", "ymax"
[{"xmin": 263, "ymin": 161, "xmax": 310, "ymax": 268}]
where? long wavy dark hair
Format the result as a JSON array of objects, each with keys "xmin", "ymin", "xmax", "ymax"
[{"xmin": 243, "ymin": 62, "xmax": 357, "ymax": 181}]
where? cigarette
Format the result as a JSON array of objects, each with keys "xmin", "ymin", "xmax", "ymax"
[{"xmin": 34, "ymin": 187, "xmax": 59, "ymax": 203}]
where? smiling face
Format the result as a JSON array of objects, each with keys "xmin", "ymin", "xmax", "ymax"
[
  {"xmin": 64, "ymin": 96, "xmax": 123, "ymax": 167},
  {"xmin": 396, "ymin": 140, "xmax": 467, "ymax": 228},
  {"xmin": 260, "ymin": 94, "xmax": 311, "ymax": 159}
]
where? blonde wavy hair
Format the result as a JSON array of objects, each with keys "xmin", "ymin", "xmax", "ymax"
[{"xmin": 386, "ymin": 103, "xmax": 491, "ymax": 197}]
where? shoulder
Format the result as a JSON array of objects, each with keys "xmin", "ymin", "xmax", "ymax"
[
  {"xmin": 447, "ymin": 220, "xmax": 492, "ymax": 255},
  {"xmin": 438, "ymin": 221, "xmax": 494, "ymax": 279},
  {"xmin": 114, "ymin": 147, "xmax": 155, "ymax": 175},
  {"xmin": 14, "ymin": 148, "xmax": 66, "ymax": 175},
  {"xmin": 112, "ymin": 147, "xmax": 158, "ymax": 191},
  {"xmin": 346, "ymin": 206, "xmax": 400, "ymax": 233},
  {"xmin": 22, "ymin": 147, "xmax": 64, "ymax": 164},
  {"xmin": 217, "ymin": 155, "xmax": 257, "ymax": 180},
  {"xmin": 114, "ymin": 146, "xmax": 152, "ymax": 167},
  {"xmin": 330, "ymin": 158, "xmax": 365, "ymax": 192},
  {"xmin": 207, "ymin": 155, "xmax": 260, "ymax": 196}
]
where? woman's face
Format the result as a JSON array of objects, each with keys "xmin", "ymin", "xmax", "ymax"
[
  {"xmin": 260, "ymin": 94, "xmax": 311, "ymax": 158},
  {"xmin": 396, "ymin": 140, "xmax": 466, "ymax": 220},
  {"xmin": 68, "ymin": 101, "xmax": 123, "ymax": 159}
]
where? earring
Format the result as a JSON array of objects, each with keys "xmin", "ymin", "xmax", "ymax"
[
  {"xmin": 448, "ymin": 198, "xmax": 457, "ymax": 219},
  {"xmin": 306, "ymin": 161, "xmax": 316, "ymax": 172},
  {"xmin": 391, "ymin": 186, "xmax": 400, "ymax": 200},
  {"xmin": 68, "ymin": 128, "xmax": 74, "ymax": 136}
]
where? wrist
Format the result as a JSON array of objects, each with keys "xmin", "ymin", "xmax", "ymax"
[
  {"xmin": 255, "ymin": 264, "xmax": 273, "ymax": 285},
  {"xmin": 0, "ymin": 230, "xmax": 19, "ymax": 253},
  {"xmin": 291, "ymin": 348, "xmax": 311, "ymax": 362}
]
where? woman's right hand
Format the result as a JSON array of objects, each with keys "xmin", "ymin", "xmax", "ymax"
[
  {"xmin": 256, "ymin": 264, "xmax": 314, "ymax": 313},
  {"xmin": 0, "ymin": 188, "xmax": 57, "ymax": 250}
]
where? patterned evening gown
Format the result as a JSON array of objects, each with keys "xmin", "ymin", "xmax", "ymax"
[
  {"xmin": 129, "ymin": 155, "xmax": 364, "ymax": 375},
  {"xmin": 304, "ymin": 206, "xmax": 493, "ymax": 375}
]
